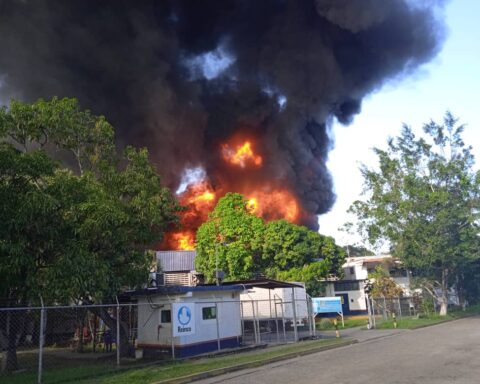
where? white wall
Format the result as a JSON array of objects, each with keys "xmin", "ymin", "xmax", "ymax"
[
  {"xmin": 343, "ymin": 264, "xmax": 368, "ymax": 280},
  {"xmin": 137, "ymin": 290, "xmax": 242, "ymax": 347},
  {"xmin": 335, "ymin": 285, "xmax": 367, "ymax": 311},
  {"xmin": 240, "ymin": 284, "xmax": 309, "ymax": 320},
  {"xmin": 325, "ymin": 281, "xmax": 368, "ymax": 311}
]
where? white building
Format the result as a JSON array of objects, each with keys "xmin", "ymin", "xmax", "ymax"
[
  {"xmin": 133, "ymin": 284, "xmax": 244, "ymax": 357},
  {"xmin": 324, "ymin": 255, "xmax": 411, "ymax": 315}
]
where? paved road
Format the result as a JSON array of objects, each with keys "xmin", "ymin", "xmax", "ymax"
[{"xmin": 196, "ymin": 317, "xmax": 480, "ymax": 384}]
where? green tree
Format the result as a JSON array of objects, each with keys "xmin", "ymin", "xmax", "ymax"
[
  {"xmin": 0, "ymin": 98, "xmax": 180, "ymax": 368},
  {"xmin": 196, "ymin": 201, "xmax": 346, "ymax": 296},
  {"xmin": 348, "ymin": 113, "xmax": 480, "ymax": 315},
  {"xmin": 195, "ymin": 193, "xmax": 265, "ymax": 281},
  {"xmin": 343, "ymin": 244, "xmax": 375, "ymax": 257},
  {"xmin": 262, "ymin": 220, "xmax": 345, "ymax": 295},
  {"xmin": 365, "ymin": 265, "xmax": 404, "ymax": 299},
  {"xmin": 1, "ymin": 97, "xmax": 115, "ymax": 173}
]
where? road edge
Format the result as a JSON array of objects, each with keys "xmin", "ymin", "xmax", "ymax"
[{"xmin": 152, "ymin": 338, "xmax": 358, "ymax": 384}]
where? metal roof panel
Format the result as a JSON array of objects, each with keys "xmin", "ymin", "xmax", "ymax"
[{"xmin": 156, "ymin": 250, "xmax": 196, "ymax": 272}]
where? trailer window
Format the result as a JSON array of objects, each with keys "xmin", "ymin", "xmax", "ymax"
[
  {"xmin": 161, "ymin": 310, "xmax": 171, "ymax": 323},
  {"xmin": 202, "ymin": 306, "xmax": 216, "ymax": 320}
]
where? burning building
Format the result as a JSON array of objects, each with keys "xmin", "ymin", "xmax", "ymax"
[{"xmin": 0, "ymin": 1, "xmax": 447, "ymax": 249}]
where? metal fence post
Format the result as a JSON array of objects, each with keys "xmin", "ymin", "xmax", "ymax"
[
  {"xmin": 240, "ymin": 301, "xmax": 245, "ymax": 343},
  {"xmin": 291, "ymin": 288, "xmax": 298, "ymax": 342},
  {"xmin": 382, "ymin": 296, "xmax": 387, "ymax": 320},
  {"xmin": 251, "ymin": 300, "xmax": 258, "ymax": 344},
  {"xmin": 38, "ymin": 300, "xmax": 45, "ymax": 384},
  {"xmin": 398, "ymin": 297, "xmax": 402, "ymax": 319},
  {"xmin": 371, "ymin": 298, "xmax": 376, "ymax": 328},
  {"xmin": 171, "ymin": 303, "xmax": 175, "ymax": 359},
  {"xmin": 281, "ymin": 300, "xmax": 287, "ymax": 342},
  {"xmin": 274, "ymin": 299, "xmax": 280, "ymax": 343},
  {"xmin": 215, "ymin": 303, "xmax": 221, "ymax": 351},
  {"xmin": 116, "ymin": 299, "xmax": 120, "ymax": 367},
  {"xmin": 305, "ymin": 298, "xmax": 313, "ymax": 337},
  {"xmin": 255, "ymin": 301, "xmax": 260, "ymax": 343}
]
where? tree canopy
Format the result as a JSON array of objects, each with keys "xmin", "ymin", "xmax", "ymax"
[
  {"xmin": 195, "ymin": 194, "xmax": 345, "ymax": 295},
  {"xmin": 365, "ymin": 266, "xmax": 404, "ymax": 299},
  {"xmin": 195, "ymin": 193, "xmax": 265, "ymax": 281},
  {"xmin": 348, "ymin": 113, "xmax": 480, "ymax": 314},
  {"xmin": 0, "ymin": 97, "xmax": 180, "ymax": 306}
]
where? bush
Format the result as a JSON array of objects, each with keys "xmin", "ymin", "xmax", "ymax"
[{"xmin": 316, "ymin": 318, "xmax": 334, "ymax": 330}]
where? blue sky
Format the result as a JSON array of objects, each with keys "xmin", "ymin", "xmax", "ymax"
[{"xmin": 318, "ymin": 0, "xmax": 480, "ymax": 246}]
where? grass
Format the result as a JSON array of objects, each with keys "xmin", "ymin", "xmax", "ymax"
[
  {"xmin": 76, "ymin": 338, "xmax": 347, "ymax": 384},
  {"xmin": 374, "ymin": 304, "xmax": 480, "ymax": 330},
  {"xmin": 0, "ymin": 338, "xmax": 348, "ymax": 384},
  {"xmin": 1, "ymin": 364, "xmax": 118, "ymax": 384},
  {"xmin": 0, "ymin": 348, "xmax": 135, "ymax": 384},
  {"xmin": 316, "ymin": 317, "xmax": 368, "ymax": 330},
  {"xmin": 374, "ymin": 315, "xmax": 449, "ymax": 329}
]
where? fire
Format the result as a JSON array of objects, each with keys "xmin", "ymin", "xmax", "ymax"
[
  {"xmin": 247, "ymin": 197, "xmax": 258, "ymax": 212},
  {"xmin": 190, "ymin": 190, "xmax": 215, "ymax": 203},
  {"xmin": 160, "ymin": 181, "xmax": 216, "ymax": 250},
  {"xmin": 170, "ymin": 232, "xmax": 195, "ymax": 250},
  {"xmin": 160, "ymin": 135, "xmax": 304, "ymax": 251},
  {"xmin": 247, "ymin": 189, "xmax": 299, "ymax": 222},
  {"xmin": 222, "ymin": 141, "xmax": 262, "ymax": 168},
  {"xmin": 184, "ymin": 182, "xmax": 216, "ymax": 208}
]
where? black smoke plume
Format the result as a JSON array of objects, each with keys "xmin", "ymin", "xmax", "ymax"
[{"xmin": 0, "ymin": 0, "xmax": 446, "ymax": 229}]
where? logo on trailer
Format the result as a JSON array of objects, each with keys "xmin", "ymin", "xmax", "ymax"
[
  {"xmin": 172, "ymin": 303, "xmax": 195, "ymax": 336},
  {"xmin": 177, "ymin": 306, "xmax": 191, "ymax": 326}
]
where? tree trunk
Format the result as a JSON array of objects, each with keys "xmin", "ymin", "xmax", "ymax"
[
  {"xmin": 75, "ymin": 313, "xmax": 86, "ymax": 353},
  {"xmin": 89, "ymin": 307, "xmax": 131, "ymax": 357},
  {"xmin": 457, "ymin": 273, "xmax": 467, "ymax": 311},
  {"xmin": 439, "ymin": 268, "xmax": 449, "ymax": 316}
]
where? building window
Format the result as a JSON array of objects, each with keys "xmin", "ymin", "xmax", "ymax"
[
  {"xmin": 334, "ymin": 281, "xmax": 360, "ymax": 291},
  {"xmin": 202, "ymin": 306, "xmax": 217, "ymax": 320},
  {"xmin": 161, "ymin": 310, "xmax": 171, "ymax": 323},
  {"xmin": 349, "ymin": 267, "xmax": 355, "ymax": 275}
]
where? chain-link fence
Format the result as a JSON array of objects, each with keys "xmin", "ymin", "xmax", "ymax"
[
  {"xmin": 0, "ymin": 297, "xmax": 316, "ymax": 383},
  {"xmin": 0, "ymin": 303, "xmax": 140, "ymax": 384},
  {"xmin": 366, "ymin": 296, "xmax": 432, "ymax": 328},
  {"xmin": 240, "ymin": 297, "xmax": 316, "ymax": 345}
]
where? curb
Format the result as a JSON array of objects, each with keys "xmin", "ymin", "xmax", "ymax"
[
  {"xmin": 152, "ymin": 339, "xmax": 357, "ymax": 384},
  {"xmin": 409, "ymin": 313, "xmax": 479, "ymax": 330}
]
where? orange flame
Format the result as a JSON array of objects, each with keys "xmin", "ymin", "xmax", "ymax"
[
  {"xmin": 190, "ymin": 190, "xmax": 215, "ymax": 203},
  {"xmin": 247, "ymin": 189, "xmax": 299, "ymax": 222},
  {"xmin": 184, "ymin": 182, "xmax": 216, "ymax": 208},
  {"xmin": 160, "ymin": 181, "xmax": 216, "ymax": 250},
  {"xmin": 170, "ymin": 232, "xmax": 195, "ymax": 250},
  {"xmin": 222, "ymin": 141, "xmax": 262, "ymax": 168}
]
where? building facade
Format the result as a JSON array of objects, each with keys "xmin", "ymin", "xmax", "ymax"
[{"xmin": 324, "ymin": 255, "xmax": 411, "ymax": 315}]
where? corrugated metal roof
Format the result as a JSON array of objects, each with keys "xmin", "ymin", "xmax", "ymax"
[
  {"xmin": 218, "ymin": 278, "xmax": 304, "ymax": 289},
  {"xmin": 156, "ymin": 250, "xmax": 196, "ymax": 272},
  {"xmin": 126, "ymin": 284, "xmax": 244, "ymax": 297}
]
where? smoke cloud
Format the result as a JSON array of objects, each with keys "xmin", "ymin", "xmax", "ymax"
[{"xmin": 0, "ymin": 0, "xmax": 446, "ymax": 229}]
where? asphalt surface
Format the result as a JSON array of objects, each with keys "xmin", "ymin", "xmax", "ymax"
[{"xmin": 195, "ymin": 316, "xmax": 480, "ymax": 384}]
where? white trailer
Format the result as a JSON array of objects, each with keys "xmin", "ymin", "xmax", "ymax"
[{"xmin": 240, "ymin": 282, "xmax": 309, "ymax": 322}]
